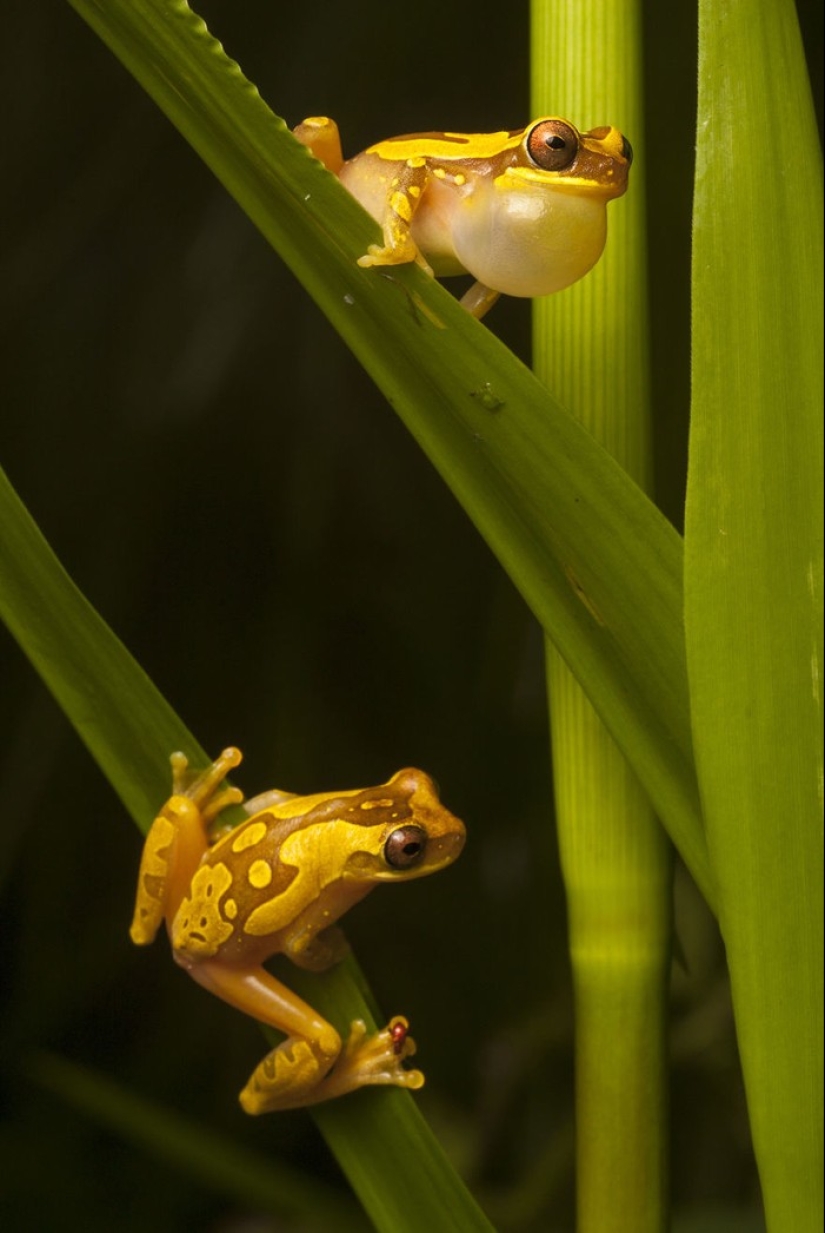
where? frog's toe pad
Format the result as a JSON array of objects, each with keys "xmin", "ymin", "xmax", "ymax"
[{"xmin": 339, "ymin": 1016, "xmax": 425, "ymax": 1091}]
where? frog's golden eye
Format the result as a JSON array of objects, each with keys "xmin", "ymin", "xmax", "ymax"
[
  {"xmin": 526, "ymin": 119, "xmax": 579, "ymax": 171},
  {"xmin": 384, "ymin": 825, "xmax": 428, "ymax": 870}
]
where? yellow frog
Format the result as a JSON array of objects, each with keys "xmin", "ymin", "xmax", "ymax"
[
  {"xmin": 130, "ymin": 747, "xmax": 465, "ymax": 1113},
  {"xmin": 294, "ymin": 115, "xmax": 632, "ymax": 317}
]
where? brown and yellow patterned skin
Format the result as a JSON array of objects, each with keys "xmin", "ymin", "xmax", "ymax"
[
  {"xmin": 294, "ymin": 115, "xmax": 632, "ymax": 317},
  {"xmin": 131, "ymin": 748, "xmax": 465, "ymax": 1113}
]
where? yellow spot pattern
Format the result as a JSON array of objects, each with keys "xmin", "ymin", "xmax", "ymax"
[
  {"xmin": 390, "ymin": 191, "xmax": 412, "ymax": 222},
  {"xmin": 173, "ymin": 862, "xmax": 235, "ymax": 956},
  {"xmin": 232, "ymin": 821, "xmax": 268, "ymax": 853},
  {"xmin": 248, "ymin": 859, "xmax": 272, "ymax": 890},
  {"xmin": 244, "ymin": 819, "xmax": 386, "ymax": 937}
]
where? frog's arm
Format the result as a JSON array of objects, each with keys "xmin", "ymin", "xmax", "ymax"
[{"xmin": 294, "ymin": 117, "xmax": 433, "ymax": 276}]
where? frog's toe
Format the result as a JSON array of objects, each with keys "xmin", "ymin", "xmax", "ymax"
[{"xmin": 336, "ymin": 1016, "xmax": 424, "ymax": 1090}]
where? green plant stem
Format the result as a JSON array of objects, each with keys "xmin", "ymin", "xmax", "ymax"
[{"xmin": 532, "ymin": 3, "xmax": 670, "ymax": 1230}]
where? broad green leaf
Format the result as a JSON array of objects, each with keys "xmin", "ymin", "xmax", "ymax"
[
  {"xmin": 64, "ymin": 0, "xmax": 712, "ymax": 902},
  {"xmin": 686, "ymin": 1, "xmax": 823, "ymax": 1227}
]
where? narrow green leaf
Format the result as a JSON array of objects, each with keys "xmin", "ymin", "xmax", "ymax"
[
  {"xmin": 687, "ymin": 1, "xmax": 823, "ymax": 1227},
  {"xmin": 0, "ymin": 462, "xmax": 493, "ymax": 1232},
  {"xmin": 0, "ymin": 465, "xmax": 205, "ymax": 822},
  {"xmin": 64, "ymin": 0, "xmax": 711, "ymax": 902},
  {"xmin": 30, "ymin": 1052, "xmax": 368, "ymax": 1233}
]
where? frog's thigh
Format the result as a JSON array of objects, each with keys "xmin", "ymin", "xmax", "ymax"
[
  {"xmin": 188, "ymin": 960, "xmax": 343, "ymax": 1113},
  {"xmin": 130, "ymin": 797, "xmax": 209, "ymax": 945}
]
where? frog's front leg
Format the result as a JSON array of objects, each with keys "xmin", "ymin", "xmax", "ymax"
[
  {"xmin": 354, "ymin": 159, "xmax": 434, "ymax": 275},
  {"xmin": 188, "ymin": 960, "xmax": 423, "ymax": 1113}
]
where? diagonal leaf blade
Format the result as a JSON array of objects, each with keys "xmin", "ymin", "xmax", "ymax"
[{"xmin": 64, "ymin": 0, "xmax": 711, "ymax": 900}]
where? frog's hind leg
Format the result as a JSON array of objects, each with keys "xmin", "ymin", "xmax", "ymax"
[
  {"xmin": 460, "ymin": 280, "xmax": 501, "ymax": 319},
  {"xmin": 293, "ymin": 117, "xmax": 344, "ymax": 174},
  {"xmin": 190, "ymin": 961, "xmax": 424, "ymax": 1113},
  {"xmin": 188, "ymin": 960, "xmax": 343, "ymax": 1113},
  {"xmin": 130, "ymin": 749, "xmax": 243, "ymax": 945}
]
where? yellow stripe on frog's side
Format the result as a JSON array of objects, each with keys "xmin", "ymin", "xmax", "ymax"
[
  {"xmin": 498, "ymin": 167, "xmax": 625, "ymax": 195},
  {"xmin": 244, "ymin": 819, "xmax": 382, "ymax": 937},
  {"xmin": 367, "ymin": 129, "xmax": 524, "ymax": 163}
]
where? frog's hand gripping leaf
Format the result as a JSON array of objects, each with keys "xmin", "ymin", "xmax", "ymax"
[{"xmin": 130, "ymin": 748, "xmax": 465, "ymax": 1113}]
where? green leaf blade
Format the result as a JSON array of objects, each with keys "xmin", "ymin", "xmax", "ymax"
[
  {"xmin": 65, "ymin": 0, "xmax": 710, "ymax": 897},
  {"xmin": 687, "ymin": 0, "xmax": 824, "ymax": 1225}
]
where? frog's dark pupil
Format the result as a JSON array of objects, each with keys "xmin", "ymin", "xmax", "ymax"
[
  {"xmin": 547, "ymin": 135, "xmax": 566, "ymax": 149},
  {"xmin": 385, "ymin": 824, "xmax": 427, "ymax": 869}
]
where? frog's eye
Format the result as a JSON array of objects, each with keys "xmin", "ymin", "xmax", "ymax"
[
  {"xmin": 384, "ymin": 825, "xmax": 428, "ymax": 870},
  {"xmin": 527, "ymin": 120, "xmax": 579, "ymax": 171}
]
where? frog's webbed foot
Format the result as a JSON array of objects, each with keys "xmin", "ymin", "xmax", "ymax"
[
  {"xmin": 240, "ymin": 1016, "xmax": 423, "ymax": 1114},
  {"xmin": 329, "ymin": 1016, "xmax": 424, "ymax": 1094},
  {"xmin": 169, "ymin": 747, "xmax": 244, "ymax": 822}
]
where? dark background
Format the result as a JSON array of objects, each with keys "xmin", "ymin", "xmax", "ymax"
[{"xmin": 1, "ymin": 2, "xmax": 821, "ymax": 1230}]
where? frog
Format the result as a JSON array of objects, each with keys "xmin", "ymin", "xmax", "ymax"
[
  {"xmin": 130, "ymin": 747, "xmax": 466, "ymax": 1113},
  {"xmin": 293, "ymin": 115, "xmax": 632, "ymax": 317}
]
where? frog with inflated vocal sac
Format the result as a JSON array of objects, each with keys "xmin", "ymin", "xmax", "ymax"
[{"xmin": 294, "ymin": 115, "xmax": 632, "ymax": 317}]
